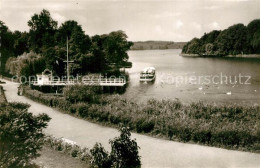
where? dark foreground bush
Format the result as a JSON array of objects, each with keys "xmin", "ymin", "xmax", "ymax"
[
  {"xmin": 0, "ymin": 102, "xmax": 51, "ymax": 167},
  {"xmin": 90, "ymin": 127, "xmax": 141, "ymax": 168}
]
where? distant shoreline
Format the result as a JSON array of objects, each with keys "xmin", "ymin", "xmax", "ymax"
[
  {"xmin": 131, "ymin": 41, "xmax": 187, "ymax": 50},
  {"xmin": 180, "ymin": 53, "xmax": 260, "ymax": 58}
]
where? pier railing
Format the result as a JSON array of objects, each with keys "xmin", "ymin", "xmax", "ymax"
[{"xmin": 32, "ymin": 77, "xmax": 126, "ymax": 87}]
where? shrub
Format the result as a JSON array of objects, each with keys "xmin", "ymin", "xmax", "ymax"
[
  {"xmin": 90, "ymin": 143, "xmax": 112, "ymax": 168},
  {"xmin": 44, "ymin": 136, "xmax": 91, "ymax": 163},
  {"xmin": 77, "ymin": 103, "xmax": 89, "ymax": 118},
  {"xmin": 63, "ymin": 85, "xmax": 100, "ymax": 103},
  {"xmin": 110, "ymin": 127, "xmax": 141, "ymax": 168},
  {"xmin": 69, "ymin": 104, "xmax": 78, "ymax": 114},
  {"xmin": 136, "ymin": 117, "xmax": 155, "ymax": 133},
  {"xmin": 24, "ymin": 86, "xmax": 260, "ymax": 152},
  {"xmin": 90, "ymin": 127, "xmax": 141, "ymax": 168},
  {"xmin": 0, "ymin": 103, "xmax": 51, "ymax": 167},
  {"xmin": 179, "ymin": 128, "xmax": 192, "ymax": 142},
  {"xmin": 71, "ymin": 145, "xmax": 81, "ymax": 157}
]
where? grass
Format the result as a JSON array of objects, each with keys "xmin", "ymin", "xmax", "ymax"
[
  {"xmin": 33, "ymin": 145, "xmax": 89, "ymax": 168},
  {"xmin": 23, "ymin": 86, "xmax": 260, "ymax": 153}
]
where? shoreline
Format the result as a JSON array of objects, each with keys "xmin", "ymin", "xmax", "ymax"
[{"xmin": 180, "ymin": 53, "xmax": 260, "ymax": 58}]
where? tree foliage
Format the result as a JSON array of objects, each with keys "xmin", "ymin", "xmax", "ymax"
[
  {"xmin": 28, "ymin": 9, "xmax": 57, "ymax": 53},
  {"xmin": 90, "ymin": 127, "xmax": 141, "ymax": 168},
  {"xmin": 182, "ymin": 19, "xmax": 260, "ymax": 56},
  {"xmin": 0, "ymin": 21, "xmax": 15, "ymax": 76},
  {"xmin": 0, "ymin": 102, "xmax": 51, "ymax": 167},
  {"xmin": 1, "ymin": 9, "xmax": 132, "ymax": 77},
  {"xmin": 5, "ymin": 51, "xmax": 45, "ymax": 77}
]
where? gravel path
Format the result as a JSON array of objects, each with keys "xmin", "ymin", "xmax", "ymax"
[{"xmin": 2, "ymin": 79, "xmax": 260, "ymax": 168}]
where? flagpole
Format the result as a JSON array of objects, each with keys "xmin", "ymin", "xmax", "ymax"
[{"xmin": 67, "ymin": 36, "xmax": 69, "ymax": 82}]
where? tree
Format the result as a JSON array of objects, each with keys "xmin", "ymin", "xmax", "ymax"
[
  {"xmin": 5, "ymin": 52, "xmax": 45, "ymax": 77},
  {"xmin": 247, "ymin": 19, "xmax": 260, "ymax": 53},
  {"xmin": 13, "ymin": 31, "xmax": 30, "ymax": 56},
  {"xmin": 103, "ymin": 31, "xmax": 133, "ymax": 66},
  {"xmin": 0, "ymin": 21, "xmax": 15, "ymax": 76},
  {"xmin": 215, "ymin": 24, "xmax": 248, "ymax": 55},
  {"xmin": 185, "ymin": 38, "xmax": 201, "ymax": 54},
  {"xmin": 0, "ymin": 102, "xmax": 51, "ymax": 167},
  {"xmin": 182, "ymin": 19, "xmax": 260, "ymax": 56},
  {"xmin": 28, "ymin": 9, "xmax": 57, "ymax": 53},
  {"xmin": 55, "ymin": 20, "xmax": 91, "ymax": 54}
]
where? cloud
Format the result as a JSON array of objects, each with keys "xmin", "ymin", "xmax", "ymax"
[
  {"xmin": 191, "ymin": 22, "xmax": 202, "ymax": 30},
  {"xmin": 175, "ymin": 20, "xmax": 184, "ymax": 29},
  {"xmin": 154, "ymin": 11, "xmax": 182, "ymax": 19},
  {"xmin": 202, "ymin": 5, "xmax": 220, "ymax": 10},
  {"xmin": 1, "ymin": 0, "xmax": 259, "ymax": 42},
  {"xmin": 155, "ymin": 25, "xmax": 163, "ymax": 34},
  {"xmin": 208, "ymin": 22, "xmax": 220, "ymax": 30}
]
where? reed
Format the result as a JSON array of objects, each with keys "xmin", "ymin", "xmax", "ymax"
[{"xmin": 23, "ymin": 86, "xmax": 260, "ymax": 152}]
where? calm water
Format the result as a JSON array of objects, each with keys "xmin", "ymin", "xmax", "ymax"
[{"xmin": 123, "ymin": 49, "xmax": 260, "ymax": 105}]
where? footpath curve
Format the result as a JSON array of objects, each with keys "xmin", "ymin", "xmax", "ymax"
[{"xmin": 2, "ymin": 79, "xmax": 260, "ymax": 168}]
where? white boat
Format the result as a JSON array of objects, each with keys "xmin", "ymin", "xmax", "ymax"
[{"xmin": 140, "ymin": 67, "xmax": 156, "ymax": 82}]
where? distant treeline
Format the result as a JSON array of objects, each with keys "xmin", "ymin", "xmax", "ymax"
[
  {"xmin": 131, "ymin": 41, "xmax": 186, "ymax": 50},
  {"xmin": 182, "ymin": 19, "xmax": 260, "ymax": 56},
  {"xmin": 0, "ymin": 9, "xmax": 133, "ymax": 78}
]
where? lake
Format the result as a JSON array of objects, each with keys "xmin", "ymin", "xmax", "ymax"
[{"xmin": 123, "ymin": 49, "xmax": 260, "ymax": 105}]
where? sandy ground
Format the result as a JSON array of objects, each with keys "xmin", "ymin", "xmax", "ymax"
[{"xmin": 2, "ymin": 79, "xmax": 260, "ymax": 168}]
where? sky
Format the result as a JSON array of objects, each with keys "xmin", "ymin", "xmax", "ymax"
[{"xmin": 0, "ymin": 0, "xmax": 259, "ymax": 42}]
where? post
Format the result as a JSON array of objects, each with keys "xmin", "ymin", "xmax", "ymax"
[
  {"xmin": 67, "ymin": 36, "xmax": 69, "ymax": 82},
  {"xmin": 64, "ymin": 36, "xmax": 74, "ymax": 83}
]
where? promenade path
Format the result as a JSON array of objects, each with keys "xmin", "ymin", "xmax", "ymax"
[{"xmin": 2, "ymin": 79, "xmax": 260, "ymax": 168}]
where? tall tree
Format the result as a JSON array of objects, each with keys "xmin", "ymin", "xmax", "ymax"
[
  {"xmin": 13, "ymin": 31, "xmax": 29, "ymax": 56},
  {"xmin": 28, "ymin": 9, "xmax": 57, "ymax": 53},
  {"xmin": 216, "ymin": 24, "xmax": 248, "ymax": 55},
  {"xmin": 103, "ymin": 30, "xmax": 133, "ymax": 66},
  {"xmin": 55, "ymin": 20, "xmax": 91, "ymax": 54},
  {"xmin": 0, "ymin": 21, "xmax": 15, "ymax": 75},
  {"xmin": 54, "ymin": 20, "xmax": 92, "ymax": 75},
  {"xmin": 247, "ymin": 19, "xmax": 260, "ymax": 53}
]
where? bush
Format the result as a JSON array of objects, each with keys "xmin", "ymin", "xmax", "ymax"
[
  {"xmin": 136, "ymin": 117, "xmax": 155, "ymax": 133},
  {"xmin": 23, "ymin": 86, "xmax": 260, "ymax": 152},
  {"xmin": 77, "ymin": 103, "xmax": 89, "ymax": 118},
  {"xmin": 63, "ymin": 85, "xmax": 100, "ymax": 103},
  {"xmin": 90, "ymin": 143, "xmax": 112, "ymax": 168},
  {"xmin": 110, "ymin": 127, "xmax": 141, "ymax": 168},
  {"xmin": 0, "ymin": 102, "xmax": 51, "ymax": 167},
  {"xmin": 90, "ymin": 127, "xmax": 141, "ymax": 168},
  {"xmin": 71, "ymin": 145, "xmax": 81, "ymax": 157},
  {"xmin": 44, "ymin": 136, "xmax": 91, "ymax": 163}
]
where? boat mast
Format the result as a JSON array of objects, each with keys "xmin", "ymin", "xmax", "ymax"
[
  {"xmin": 67, "ymin": 36, "xmax": 69, "ymax": 82},
  {"xmin": 64, "ymin": 36, "xmax": 74, "ymax": 82}
]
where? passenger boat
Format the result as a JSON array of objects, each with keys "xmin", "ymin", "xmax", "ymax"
[{"xmin": 139, "ymin": 67, "xmax": 156, "ymax": 82}]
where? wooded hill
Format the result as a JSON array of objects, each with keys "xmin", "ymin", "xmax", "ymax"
[
  {"xmin": 182, "ymin": 19, "xmax": 260, "ymax": 56},
  {"xmin": 131, "ymin": 41, "xmax": 186, "ymax": 50}
]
